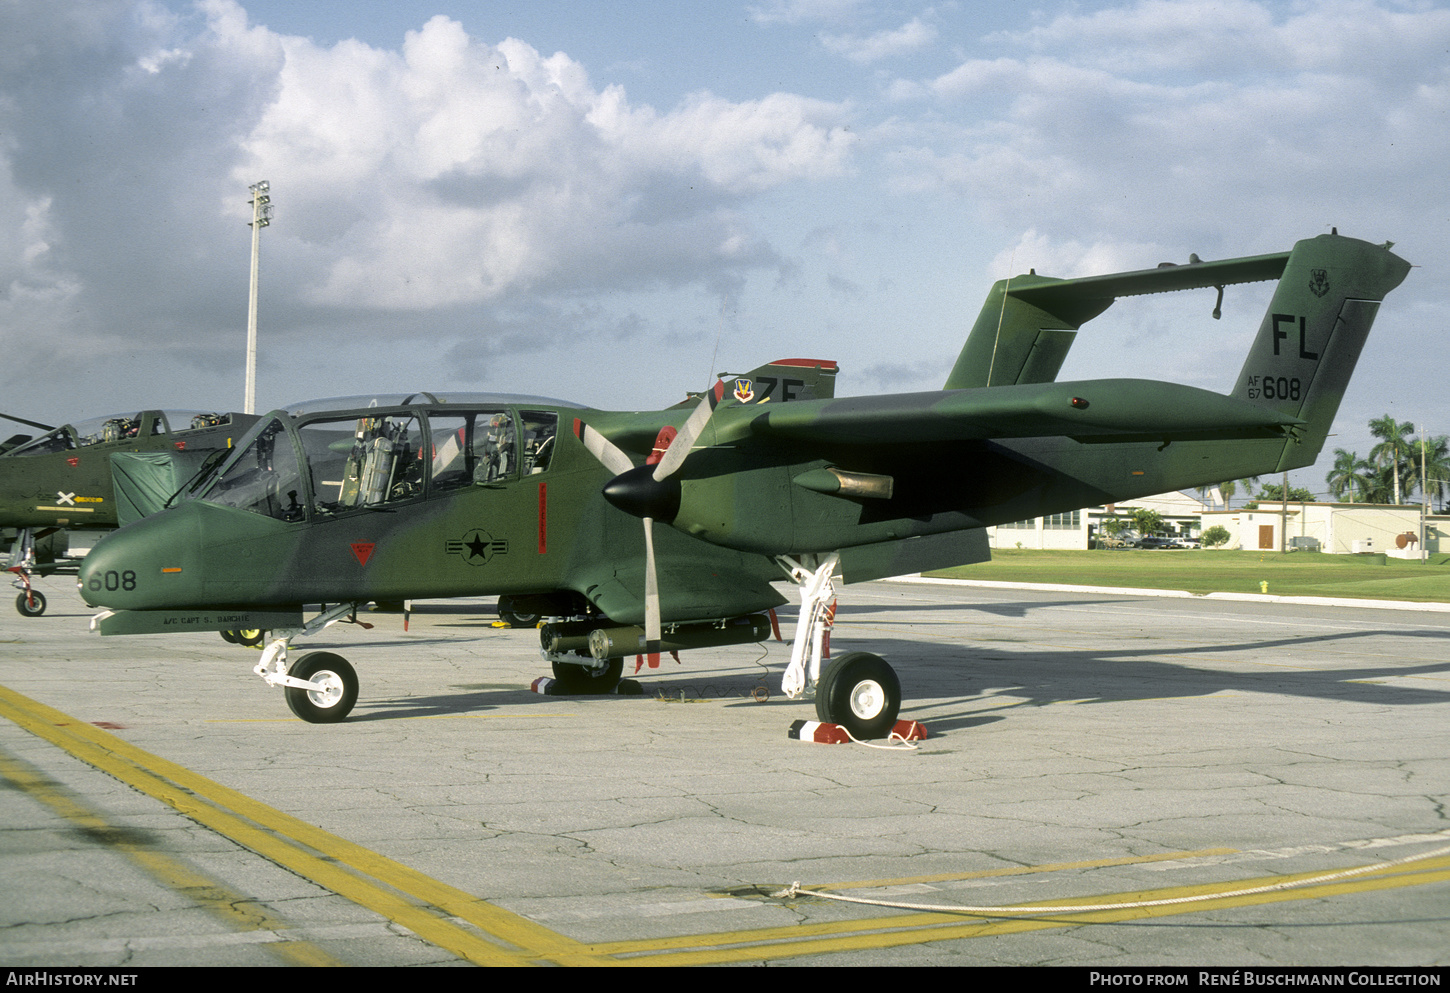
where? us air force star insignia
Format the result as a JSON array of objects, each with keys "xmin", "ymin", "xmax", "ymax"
[
  {"xmin": 56, "ymin": 492, "xmax": 76, "ymax": 506},
  {"xmin": 1308, "ymin": 268, "xmax": 1330, "ymax": 298},
  {"xmin": 733, "ymin": 379, "xmax": 754, "ymax": 403},
  {"xmin": 446, "ymin": 528, "xmax": 508, "ymax": 566}
]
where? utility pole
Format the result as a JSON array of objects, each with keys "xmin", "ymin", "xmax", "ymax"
[
  {"xmin": 245, "ymin": 180, "xmax": 273, "ymax": 415},
  {"xmin": 1280, "ymin": 470, "xmax": 1288, "ymax": 553},
  {"xmin": 1421, "ymin": 424, "xmax": 1429, "ymax": 564}
]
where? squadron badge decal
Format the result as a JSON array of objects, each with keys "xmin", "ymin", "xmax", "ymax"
[{"xmin": 1308, "ymin": 268, "xmax": 1330, "ymax": 298}]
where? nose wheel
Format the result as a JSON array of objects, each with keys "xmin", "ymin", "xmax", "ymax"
[
  {"xmin": 15, "ymin": 590, "xmax": 46, "ymax": 617},
  {"xmin": 283, "ymin": 652, "xmax": 358, "ymax": 724},
  {"xmin": 815, "ymin": 652, "xmax": 900, "ymax": 740}
]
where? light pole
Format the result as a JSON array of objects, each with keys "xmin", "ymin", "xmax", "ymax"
[{"xmin": 245, "ymin": 180, "xmax": 273, "ymax": 415}]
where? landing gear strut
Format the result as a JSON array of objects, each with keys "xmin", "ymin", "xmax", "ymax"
[
  {"xmin": 7, "ymin": 528, "xmax": 46, "ymax": 617},
  {"xmin": 778, "ymin": 552, "xmax": 902, "ymax": 738}
]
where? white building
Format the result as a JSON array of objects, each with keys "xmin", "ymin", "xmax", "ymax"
[
  {"xmin": 987, "ymin": 493, "xmax": 1449, "ymax": 556},
  {"xmin": 1202, "ymin": 503, "xmax": 1443, "ymax": 557},
  {"xmin": 987, "ymin": 491, "xmax": 1211, "ymax": 550}
]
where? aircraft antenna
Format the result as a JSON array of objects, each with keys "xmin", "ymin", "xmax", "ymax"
[{"xmin": 707, "ymin": 302, "xmax": 726, "ymax": 387}]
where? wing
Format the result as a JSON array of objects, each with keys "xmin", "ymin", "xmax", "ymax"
[{"xmin": 731, "ymin": 378, "xmax": 1303, "ymax": 449}]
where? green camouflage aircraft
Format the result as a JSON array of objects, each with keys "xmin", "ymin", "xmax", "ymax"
[
  {"xmin": 80, "ymin": 233, "xmax": 1410, "ymax": 737},
  {"xmin": 2, "ymin": 409, "xmax": 258, "ymax": 616}
]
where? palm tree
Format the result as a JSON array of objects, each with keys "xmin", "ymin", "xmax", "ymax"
[
  {"xmin": 1369, "ymin": 415, "xmax": 1415, "ymax": 504},
  {"xmin": 1413, "ymin": 433, "xmax": 1450, "ymax": 509},
  {"xmin": 1325, "ymin": 448, "xmax": 1373, "ymax": 503}
]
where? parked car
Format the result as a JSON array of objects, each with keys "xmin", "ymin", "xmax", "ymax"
[{"xmin": 1133, "ymin": 536, "xmax": 1184, "ymax": 549}]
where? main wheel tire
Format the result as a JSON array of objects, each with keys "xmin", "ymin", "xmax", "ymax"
[
  {"xmin": 284, "ymin": 652, "xmax": 358, "ymax": 724},
  {"xmin": 815, "ymin": 652, "xmax": 900, "ymax": 740},
  {"xmin": 220, "ymin": 630, "xmax": 239, "ymax": 644},
  {"xmin": 497, "ymin": 596, "xmax": 541, "ymax": 628},
  {"xmin": 550, "ymin": 656, "xmax": 624, "ymax": 695},
  {"xmin": 16, "ymin": 591, "xmax": 46, "ymax": 617},
  {"xmin": 236, "ymin": 629, "xmax": 265, "ymax": 649}
]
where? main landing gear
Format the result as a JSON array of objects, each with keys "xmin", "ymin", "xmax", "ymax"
[{"xmin": 778, "ymin": 552, "xmax": 902, "ymax": 739}]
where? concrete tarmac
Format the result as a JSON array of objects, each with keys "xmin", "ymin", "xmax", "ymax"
[{"xmin": 1, "ymin": 576, "xmax": 1448, "ymax": 967}]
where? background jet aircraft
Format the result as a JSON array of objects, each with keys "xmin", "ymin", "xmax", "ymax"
[
  {"xmin": 2, "ymin": 409, "xmax": 258, "ymax": 615},
  {"xmin": 80, "ymin": 233, "xmax": 1410, "ymax": 738}
]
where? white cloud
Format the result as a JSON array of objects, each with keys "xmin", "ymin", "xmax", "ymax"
[
  {"xmin": 821, "ymin": 17, "xmax": 939, "ymax": 64},
  {"xmin": 223, "ymin": 13, "xmax": 854, "ymax": 309},
  {"xmin": 0, "ymin": 0, "xmax": 857, "ymax": 397},
  {"xmin": 747, "ymin": 0, "xmax": 867, "ymax": 26},
  {"xmin": 892, "ymin": 0, "xmax": 1450, "ymax": 257}
]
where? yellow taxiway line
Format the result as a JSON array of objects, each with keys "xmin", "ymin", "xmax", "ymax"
[
  {"xmin": 4, "ymin": 682, "xmax": 1447, "ymax": 967},
  {"xmin": 0, "ymin": 747, "xmax": 343, "ymax": 967},
  {"xmin": 0, "ymin": 684, "xmax": 610, "ymax": 967},
  {"xmin": 593, "ymin": 857, "xmax": 1450, "ymax": 965}
]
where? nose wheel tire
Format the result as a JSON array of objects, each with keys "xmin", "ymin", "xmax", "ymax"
[
  {"xmin": 15, "ymin": 591, "xmax": 46, "ymax": 617},
  {"xmin": 815, "ymin": 651, "xmax": 900, "ymax": 740},
  {"xmin": 284, "ymin": 652, "xmax": 358, "ymax": 724}
]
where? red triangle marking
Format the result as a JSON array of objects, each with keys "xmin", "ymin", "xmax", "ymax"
[{"xmin": 351, "ymin": 542, "xmax": 375, "ymax": 566}]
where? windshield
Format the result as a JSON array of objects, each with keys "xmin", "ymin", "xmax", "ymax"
[{"xmin": 199, "ymin": 418, "xmax": 305, "ymax": 522}]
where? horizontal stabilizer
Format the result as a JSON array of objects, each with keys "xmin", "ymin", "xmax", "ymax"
[
  {"xmin": 1010, "ymin": 251, "xmax": 1290, "ymax": 312},
  {"xmin": 947, "ymin": 251, "xmax": 1290, "ymax": 390}
]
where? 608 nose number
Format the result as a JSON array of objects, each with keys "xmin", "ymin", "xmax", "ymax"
[{"xmin": 89, "ymin": 570, "xmax": 136, "ymax": 592}]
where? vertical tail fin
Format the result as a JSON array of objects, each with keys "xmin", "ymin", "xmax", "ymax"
[
  {"xmin": 945, "ymin": 275, "xmax": 1110, "ymax": 389},
  {"xmin": 1233, "ymin": 233, "xmax": 1411, "ymax": 472},
  {"xmin": 674, "ymin": 358, "xmax": 839, "ymax": 408}
]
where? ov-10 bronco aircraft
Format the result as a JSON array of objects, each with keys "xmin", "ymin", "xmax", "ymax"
[
  {"xmin": 2, "ymin": 409, "xmax": 259, "ymax": 616},
  {"xmin": 80, "ymin": 232, "xmax": 1409, "ymax": 737}
]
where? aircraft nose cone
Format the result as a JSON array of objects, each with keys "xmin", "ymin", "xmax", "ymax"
[{"xmin": 80, "ymin": 510, "xmax": 199, "ymax": 610}]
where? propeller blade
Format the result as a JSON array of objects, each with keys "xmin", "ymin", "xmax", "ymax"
[
  {"xmin": 642, "ymin": 516, "xmax": 661, "ymax": 660},
  {"xmin": 650, "ymin": 380, "xmax": 724, "ymax": 482},
  {"xmin": 572, "ymin": 417, "xmax": 635, "ymax": 476},
  {"xmin": 586, "ymin": 381, "xmax": 727, "ymax": 664}
]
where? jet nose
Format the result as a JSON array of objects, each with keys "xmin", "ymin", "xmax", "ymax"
[{"xmin": 80, "ymin": 508, "xmax": 200, "ymax": 610}]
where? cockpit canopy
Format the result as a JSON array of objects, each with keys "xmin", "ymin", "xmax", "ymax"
[
  {"xmin": 2, "ymin": 411, "xmax": 236, "ymax": 458},
  {"xmin": 199, "ymin": 402, "xmax": 564, "ymax": 522}
]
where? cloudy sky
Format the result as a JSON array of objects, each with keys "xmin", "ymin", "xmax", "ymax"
[{"xmin": 2, "ymin": 0, "xmax": 1445, "ymax": 498}]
